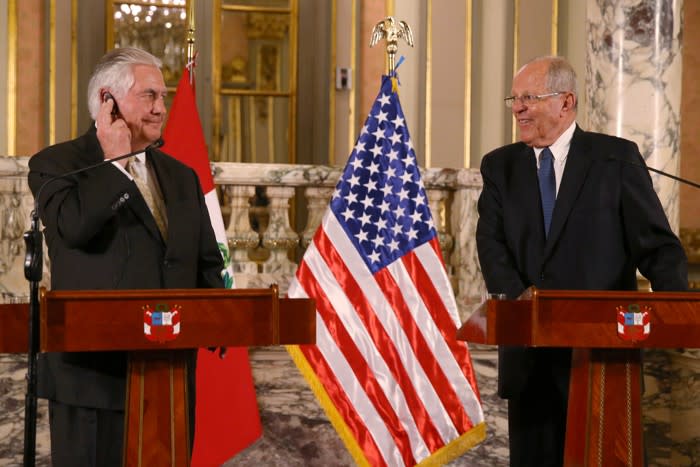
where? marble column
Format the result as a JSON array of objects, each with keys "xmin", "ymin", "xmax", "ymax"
[
  {"xmin": 586, "ymin": 0, "xmax": 683, "ymax": 228},
  {"xmin": 586, "ymin": 2, "xmax": 699, "ymax": 465}
]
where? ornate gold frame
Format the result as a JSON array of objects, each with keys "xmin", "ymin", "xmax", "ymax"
[
  {"xmin": 424, "ymin": 0, "xmax": 432, "ymax": 168},
  {"xmin": 463, "ymin": 0, "xmax": 472, "ymax": 168},
  {"xmin": 6, "ymin": 0, "xmax": 17, "ymax": 154},
  {"xmin": 213, "ymin": 0, "xmax": 298, "ymax": 163}
]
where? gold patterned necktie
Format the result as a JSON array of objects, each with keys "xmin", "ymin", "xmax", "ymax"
[{"xmin": 127, "ymin": 158, "xmax": 168, "ymax": 240}]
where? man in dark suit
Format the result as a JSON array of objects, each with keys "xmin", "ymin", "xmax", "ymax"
[
  {"xmin": 476, "ymin": 56, "xmax": 688, "ymax": 466},
  {"xmin": 28, "ymin": 47, "xmax": 225, "ymax": 467}
]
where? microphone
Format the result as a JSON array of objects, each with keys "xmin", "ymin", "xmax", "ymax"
[{"xmin": 608, "ymin": 154, "xmax": 700, "ymax": 190}]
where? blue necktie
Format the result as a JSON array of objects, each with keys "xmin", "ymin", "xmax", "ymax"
[{"xmin": 538, "ymin": 147, "xmax": 556, "ymax": 236}]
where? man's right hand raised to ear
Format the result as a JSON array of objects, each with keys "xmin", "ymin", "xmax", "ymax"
[{"xmin": 96, "ymin": 93, "xmax": 131, "ymax": 166}]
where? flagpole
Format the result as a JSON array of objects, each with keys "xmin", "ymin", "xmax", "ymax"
[
  {"xmin": 369, "ymin": 16, "xmax": 414, "ymax": 75},
  {"xmin": 187, "ymin": 0, "xmax": 196, "ymax": 83}
]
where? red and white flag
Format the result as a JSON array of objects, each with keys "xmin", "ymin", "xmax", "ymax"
[
  {"xmin": 287, "ymin": 75, "xmax": 485, "ymax": 466},
  {"xmin": 162, "ymin": 66, "xmax": 262, "ymax": 466}
]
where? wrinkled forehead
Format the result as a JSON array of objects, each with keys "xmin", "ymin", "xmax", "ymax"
[
  {"xmin": 512, "ymin": 62, "xmax": 549, "ymax": 93},
  {"xmin": 128, "ymin": 64, "xmax": 167, "ymax": 93}
]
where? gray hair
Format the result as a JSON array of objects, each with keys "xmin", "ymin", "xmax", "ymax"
[
  {"xmin": 87, "ymin": 47, "xmax": 162, "ymax": 120},
  {"xmin": 526, "ymin": 56, "xmax": 578, "ymax": 109}
]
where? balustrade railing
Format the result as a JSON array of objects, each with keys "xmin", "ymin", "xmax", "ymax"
[{"xmin": 0, "ymin": 157, "xmax": 485, "ymax": 315}]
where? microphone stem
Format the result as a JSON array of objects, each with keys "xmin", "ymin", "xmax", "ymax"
[
  {"xmin": 645, "ymin": 165, "xmax": 700, "ymax": 190},
  {"xmin": 611, "ymin": 155, "xmax": 700, "ymax": 190},
  {"xmin": 22, "ymin": 215, "xmax": 42, "ymax": 467}
]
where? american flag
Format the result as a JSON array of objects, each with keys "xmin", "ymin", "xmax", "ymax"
[{"xmin": 288, "ymin": 75, "xmax": 485, "ymax": 466}]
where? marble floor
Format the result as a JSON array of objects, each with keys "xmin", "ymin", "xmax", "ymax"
[
  {"xmin": 1, "ymin": 346, "xmax": 699, "ymax": 466},
  {"xmin": 223, "ymin": 346, "xmax": 508, "ymax": 467},
  {"xmin": 0, "ymin": 346, "xmax": 506, "ymax": 467}
]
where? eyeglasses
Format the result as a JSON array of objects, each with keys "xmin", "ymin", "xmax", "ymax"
[{"xmin": 504, "ymin": 92, "xmax": 564, "ymax": 108}]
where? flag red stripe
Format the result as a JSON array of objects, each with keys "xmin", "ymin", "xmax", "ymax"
[
  {"xmin": 312, "ymin": 229, "xmax": 447, "ymax": 452},
  {"xmin": 295, "ymin": 258, "xmax": 417, "ymax": 466},
  {"xmin": 426, "ymin": 235, "xmax": 447, "ymax": 268},
  {"xmin": 298, "ymin": 344, "xmax": 387, "ymax": 467},
  {"xmin": 408, "ymin": 241, "xmax": 482, "ymax": 402},
  {"xmin": 374, "ymin": 264, "xmax": 473, "ymax": 434},
  {"xmin": 406, "ymin": 239, "xmax": 475, "ymax": 374}
]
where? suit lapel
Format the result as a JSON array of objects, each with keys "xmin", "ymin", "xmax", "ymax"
[
  {"xmin": 544, "ymin": 126, "xmax": 593, "ymax": 257},
  {"xmin": 514, "ymin": 145, "xmax": 546, "ymax": 238}
]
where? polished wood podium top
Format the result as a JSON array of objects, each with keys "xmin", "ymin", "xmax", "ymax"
[
  {"xmin": 0, "ymin": 287, "xmax": 316, "ymax": 353},
  {"xmin": 457, "ymin": 288, "xmax": 700, "ymax": 348}
]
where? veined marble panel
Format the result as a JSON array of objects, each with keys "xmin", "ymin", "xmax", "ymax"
[
  {"xmin": 586, "ymin": 0, "xmax": 683, "ymax": 229},
  {"xmin": 0, "ymin": 354, "xmax": 51, "ymax": 467},
  {"xmin": 451, "ymin": 169, "xmax": 486, "ymax": 306}
]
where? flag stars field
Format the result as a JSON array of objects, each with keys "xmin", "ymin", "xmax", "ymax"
[{"xmin": 330, "ymin": 85, "xmax": 434, "ymax": 272}]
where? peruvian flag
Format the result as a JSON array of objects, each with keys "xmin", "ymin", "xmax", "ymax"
[{"xmin": 162, "ymin": 65, "xmax": 262, "ymax": 465}]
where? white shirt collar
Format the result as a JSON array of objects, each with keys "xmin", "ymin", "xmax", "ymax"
[{"xmin": 534, "ymin": 120, "xmax": 577, "ymax": 161}]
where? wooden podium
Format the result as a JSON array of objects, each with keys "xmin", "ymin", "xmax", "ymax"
[
  {"xmin": 457, "ymin": 287, "xmax": 700, "ymax": 467},
  {"xmin": 0, "ymin": 286, "xmax": 315, "ymax": 466}
]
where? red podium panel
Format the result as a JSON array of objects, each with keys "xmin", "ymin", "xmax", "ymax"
[
  {"xmin": 0, "ymin": 302, "xmax": 29, "ymax": 353},
  {"xmin": 457, "ymin": 287, "xmax": 700, "ymax": 467},
  {"xmin": 1, "ymin": 286, "xmax": 316, "ymax": 467}
]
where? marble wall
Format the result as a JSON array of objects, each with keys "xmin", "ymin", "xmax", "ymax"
[{"xmin": 586, "ymin": 0, "xmax": 683, "ymax": 229}]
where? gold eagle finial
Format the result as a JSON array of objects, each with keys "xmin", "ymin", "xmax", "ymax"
[{"xmin": 369, "ymin": 17, "xmax": 414, "ymax": 74}]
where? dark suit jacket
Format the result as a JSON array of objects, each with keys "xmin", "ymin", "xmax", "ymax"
[
  {"xmin": 28, "ymin": 126, "xmax": 225, "ymax": 409},
  {"xmin": 476, "ymin": 125, "xmax": 688, "ymax": 398}
]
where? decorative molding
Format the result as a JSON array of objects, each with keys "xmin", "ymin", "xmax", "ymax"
[{"xmin": 247, "ymin": 12, "xmax": 290, "ymax": 40}]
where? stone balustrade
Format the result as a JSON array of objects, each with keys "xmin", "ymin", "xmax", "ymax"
[
  {"xmin": 0, "ymin": 157, "xmax": 486, "ymax": 307},
  {"xmin": 211, "ymin": 161, "xmax": 485, "ymax": 308}
]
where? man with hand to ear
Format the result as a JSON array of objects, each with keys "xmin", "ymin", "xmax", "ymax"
[
  {"xmin": 27, "ymin": 47, "xmax": 225, "ymax": 467},
  {"xmin": 93, "ymin": 50, "xmax": 167, "ymax": 166}
]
